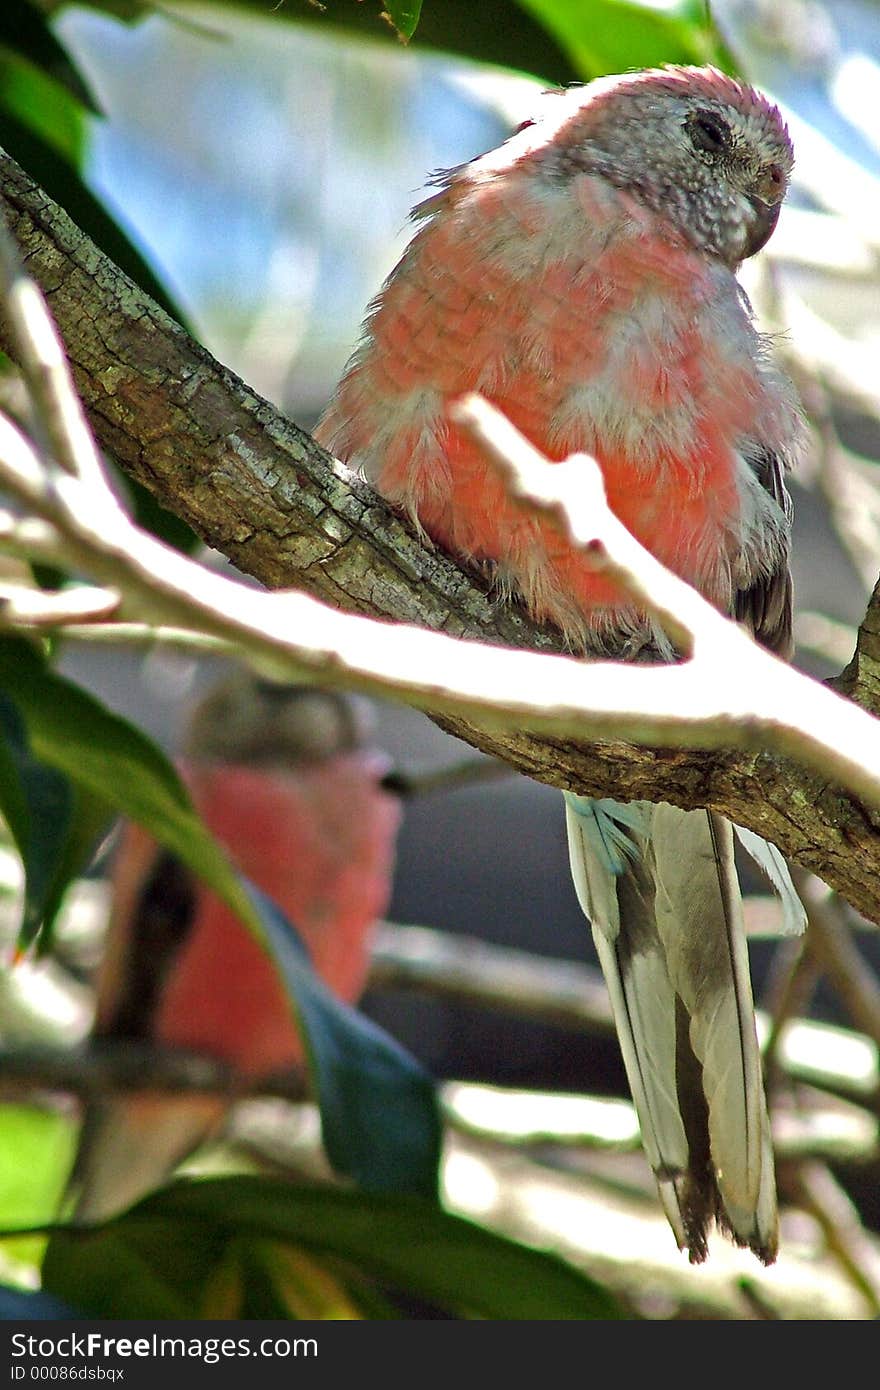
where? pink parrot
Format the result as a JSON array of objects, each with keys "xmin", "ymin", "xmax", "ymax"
[
  {"xmin": 69, "ymin": 674, "xmax": 401, "ymax": 1222},
  {"xmin": 316, "ymin": 66, "xmax": 807, "ymax": 1263}
]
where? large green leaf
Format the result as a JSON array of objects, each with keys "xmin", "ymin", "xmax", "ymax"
[
  {"xmin": 43, "ymin": 1178, "xmax": 622, "ymax": 1319},
  {"xmin": 383, "ymin": 1, "xmax": 422, "ymax": 42},
  {"xmin": 0, "ymin": 1104, "xmax": 76, "ymax": 1241},
  {"xmin": 248, "ymin": 883, "xmax": 440, "ymax": 1198},
  {"xmin": 514, "ymin": 0, "xmax": 735, "ymax": 76},
  {"xmin": 0, "ymin": 690, "xmax": 103, "ymax": 950},
  {"xmin": 0, "ymin": 696, "xmax": 42, "ymax": 906},
  {"xmin": 0, "ymin": 51, "xmax": 87, "ymax": 166},
  {"xmin": 0, "ymin": 0, "xmax": 100, "ymax": 113},
  {"xmin": 0, "ymin": 689, "xmax": 71, "ymax": 945},
  {"xmin": 33, "ymin": 780, "xmax": 113, "ymax": 953}
]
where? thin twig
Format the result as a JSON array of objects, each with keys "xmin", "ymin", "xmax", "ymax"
[
  {"xmin": 0, "ymin": 1037, "xmax": 874, "ymax": 1167},
  {"xmin": 785, "ymin": 1160, "xmax": 880, "ymax": 1316},
  {"xmin": 451, "ymin": 394, "xmax": 694, "ymax": 654},
  {"xmin": 440, "ymin": 1079, "xmax": 878, "ymax": 1164},
  {"xmin": 3, "ymin": 197, "xmax": 880, "ymax": 922},
  {"xmin": 380, "ymin": 756, "xmax": 514, "ymax": 799},
  {"xmin": 0, "ymin": 581, "xmax": 119, "ymax": 627}
]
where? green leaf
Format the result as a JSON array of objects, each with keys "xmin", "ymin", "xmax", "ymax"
[
  {"xmin": 0, "ymin": 52, "xmax": 88, "ymax": 166},
  {"xmin": 0, "ymin": 689, "xmax": 112, "ymax": 951},
  {"xmin": 44, "ymin": 1206, "xmax": 223, "ymax": 1320},
  {"xmin": 513, "ymin": 0, "xmax": 734, "ymax": 77},
  {"xmin": 0, "ymin": 697, "xmax": 33, "ymax": 882},
  {"xmin": 43, "ymin": 1178, "xmax": 622, "ymax": 1319},
  {"xmin": 0, "ymin": 1104, "xmax": 76, "ymax": 1235},
  {"xmin": 248, "ymin": 883, "xmax": 441, "ymax": 1199},
  {"xmin": 384, "ymin": 1, "xmax": 423, "ymax": 42},
  {"xmin": 0, "ymin": 637, "xmax": 256, "ymax": 945},
  {"xmin": 44, "ymin": 0, "xmax": 735, "ymax": 82},
  {"xmin": 0, "ymin": 0, "xmax": 100, "ymax": 113},
  {"xmin": 35, "ymin": 781, "xmax": 113, "ymax": 954},
  {"xmin": 113, "ymin": 468, "xmax": 202, "ymax": 556}
]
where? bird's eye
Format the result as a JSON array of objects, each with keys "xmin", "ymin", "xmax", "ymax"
[{"xmin": 688, "ymin": 111, "xmax": 730, "ymax": 155}]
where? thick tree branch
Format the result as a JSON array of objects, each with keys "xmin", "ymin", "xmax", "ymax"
[{"xmin": 3, "ymin": 149, "xmax": 880, "ymax": 921}]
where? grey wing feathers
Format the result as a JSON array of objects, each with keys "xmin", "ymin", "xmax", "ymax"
[
  {"xmin": 729, "ymin": 443, "xmax": 805, "ymax": 938},
  {"xmin": 735, "ymin": 444, "xmax": 794, "ymax": 659},
  {"xmin": 735, "ymin": 565, "xmax": 792, "ymax": 657}
]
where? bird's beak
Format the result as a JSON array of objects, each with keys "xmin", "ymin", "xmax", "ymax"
[{"xmin": 744, "ymin": 194, "xmax": 781, "ymax": 257}]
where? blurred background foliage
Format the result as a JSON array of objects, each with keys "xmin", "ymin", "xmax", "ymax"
[{"xmin": 1, "ymin": 0, "xmax": 880, "ymax": 1319}]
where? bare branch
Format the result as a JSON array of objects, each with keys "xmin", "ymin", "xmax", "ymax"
[
  {"xmin": 4, "ymin": 376, "xmax": 880, "ymax": 814},
  {"xmin": 441, "ymin": 1079, "xmax": 878, "ymax": 1165},
  {"xmin": 0, "ymin": 1040, "xmax": 307, "ymax": 1103},
  {"xmin": 370, "ymin": 921, "xmax": 614, "ymax": 1033}
]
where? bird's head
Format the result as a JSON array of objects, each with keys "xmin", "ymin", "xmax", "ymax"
[
  {"xmin": 184, "ymin": 673, "xmax": 371, "ymax": 769},
  {"xmin": 523, "ymin": 66, "xmax": 793, "ymax": 267}
]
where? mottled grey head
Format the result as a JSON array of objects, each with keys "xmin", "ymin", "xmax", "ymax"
[
  {"xmin": 185, "ymin": 673, "xmax": 371, "ymax": 768},
  {"xmin": 531, "ymin": 66, "xmax": 793, "ymax": 267}
]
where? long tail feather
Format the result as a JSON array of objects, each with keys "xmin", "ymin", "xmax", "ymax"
[
  {"xmin": 650, "ymin": 804, "xmax": 777, "ymax": 1261},
  {"xmin": 566, "ymin": 794, "xmax": 778, "ymax": 1263},
  {"xmin": 566, "ymin": 796, "xmax": 690, "ymax": 1250}
]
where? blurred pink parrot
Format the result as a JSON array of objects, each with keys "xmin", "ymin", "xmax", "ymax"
[
  {"xmin": 70, "ymin": 674, "xmax": 400, "ymax": 1222},
  {"xmin": 316, "ymin": 65, "xmax": 806, "ymax": 1261}
]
